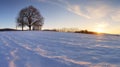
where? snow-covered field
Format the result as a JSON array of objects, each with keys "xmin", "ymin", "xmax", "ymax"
[{"xmin": 0, "ymin": 31, "xmax": 120, "ymax": 67}]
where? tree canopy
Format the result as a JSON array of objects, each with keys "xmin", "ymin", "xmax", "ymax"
[{"xmin": 16, "ymin": 5, "xmax": 44, "ymax": 31}]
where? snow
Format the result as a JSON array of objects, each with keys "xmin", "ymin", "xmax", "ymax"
[{"xmin": 0, "ymin": 31, "xmax": 120, "ymax": 67}]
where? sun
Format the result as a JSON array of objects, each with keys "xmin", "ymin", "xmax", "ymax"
[
  {"xmin": 95, "ymin": 28, "xmax": 104, "ymax": 33},
  {"xmin": 94, "ymin": 23, "xmax": 107, "ymax": 33}
]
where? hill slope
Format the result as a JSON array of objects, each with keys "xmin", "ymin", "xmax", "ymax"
[{"xmin": 0, "ymin": 31, "xmax": 120, "ymax": 67}]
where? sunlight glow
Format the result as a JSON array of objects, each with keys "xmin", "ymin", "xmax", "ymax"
[
  {"xmin": 94, "ymin": 24, "xmax": 107, "ymax": 33},
  {"xmin": 95, "ymin": 28, "xmax": 104, "ymax": 33}
]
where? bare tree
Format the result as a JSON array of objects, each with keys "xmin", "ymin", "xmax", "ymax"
[
  {"xmin": 32, "ymin": 17, "xmax": 44, "ymax": 30},
  {"xmin": 17, "ymin": 5, "xmax": 44, "ymax": 30},
  {"xmin": 16, "ymin": 17, "xmax": 26, "ymax": 31}
]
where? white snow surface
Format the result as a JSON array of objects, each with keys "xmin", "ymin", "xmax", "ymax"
[{"xmin": 0, "ymin": 31, "xmax": 120, "ymax": 67}]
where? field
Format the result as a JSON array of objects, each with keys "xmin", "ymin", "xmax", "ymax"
[{"xmin": 0, "ymin": 31, "xmax": 120, "ymax": 67}]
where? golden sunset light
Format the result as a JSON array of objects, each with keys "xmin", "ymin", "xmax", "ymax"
[
  {"xmin": 0, "ymin": 0, "xmax": 120, "ymax": 67},
  {"xmin": 94, "ymin": 28, "xmax": 104, "ymax": 33}
]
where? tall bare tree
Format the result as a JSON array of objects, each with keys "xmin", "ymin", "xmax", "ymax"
[
  {"xmin": 16, "ymin": 17, "xmax": 26, "ymax": 31},
  {"xmin": 17, "ymin": 5, "xmax": 44, "ymax": 30}
]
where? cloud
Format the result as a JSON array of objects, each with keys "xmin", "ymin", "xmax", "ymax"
[
  {"xmin": 66, "ymin": 4, "xmax": 109, "ymax": 19},
  {"xmin": 37, "ymin": 0, "xmax": 67, "ymax": 9},
  {"xmin": 43, "ymin": 0, "xmax": 111, "ymax": 19},
  {"xmin": 67, "ymin": 5, "xmax": 90, "ymax": 19},
  {"xmin": 66, "ymin": 2, "xmax": 120, "ymax": 26},
  {"xmin": 37, "ymin": 0, "xmax": 90, "ymax": 18},
  {"xmin": 35, "ymin": 0, "xmax": 93, "ymax": 18},
  {"xmin": 36, "ymin": 0, "xmax": 120, "ymax": 22},
  {"xmin": 86, "ymin": 5, "xmax": 111, "ymax": 19}
]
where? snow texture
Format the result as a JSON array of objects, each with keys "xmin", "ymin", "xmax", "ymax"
[{"xmin": 0, "ymin": 31, "xmax": 120, "ymax": 67}]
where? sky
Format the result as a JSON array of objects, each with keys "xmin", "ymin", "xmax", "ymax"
[{"xmin": 0, "ymin": 0, "xmax": 120, "ymax": 34}]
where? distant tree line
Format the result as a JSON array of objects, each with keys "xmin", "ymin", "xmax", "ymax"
[
  {"xmin": 16, "ymin": 5, "xmax": 44, "ymax": 31},
  {"xmin": 74, "ymin": 30, "xmax": 97, "ymax": 34},
  {"xmin": 43, "ymin": 28, "xmax": 99, "ymax": 35}
]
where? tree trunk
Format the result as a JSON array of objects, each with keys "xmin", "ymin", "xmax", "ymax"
[
  {"xmin": 22, "ymin": 26, "xmax": 23, "ymax": 31},
  {"xmin": 29, "ymin": 26, "xmax": 31, "ymax": 31},
  {"xmin": 28, "ymin": 18, "xmax": 32, "ymax": 31},
  {"xmin": 39, "ymin": 26, "xmax": 42, "ymax": 30}
]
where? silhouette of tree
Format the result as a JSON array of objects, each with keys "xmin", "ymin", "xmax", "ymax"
[
  {"xmin": 32, "ymin": 17, "xmax": 44, "ymax": 30},
  {"xmin": 17, "ymin": 5, "xmax": 44, "ymax": 30},
  {"xmin": 16, "ymin": 17, "xmax": 26, "ymax": 31}
]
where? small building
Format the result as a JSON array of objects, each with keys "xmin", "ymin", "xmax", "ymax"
[
  {"xmin": 32, "ymin": 22, "xmax": 43, "ymax": 30},
  {"xmin": 33, "ymin": 25, "xmax": 42, "ymax": 30}
]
